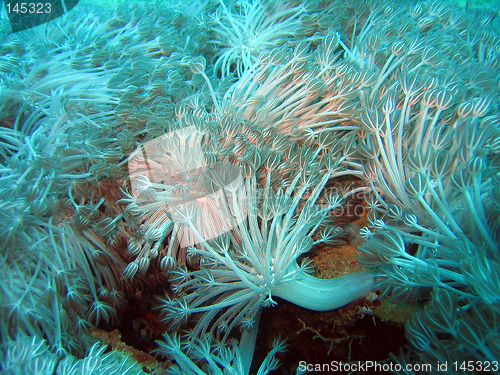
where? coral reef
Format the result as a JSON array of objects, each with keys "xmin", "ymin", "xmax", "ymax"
[{"xmin": 0, "ymin": 0, "xmax": 499, "ymax": 374}]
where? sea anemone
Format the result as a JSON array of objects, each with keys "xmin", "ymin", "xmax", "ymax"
[{"xmin": 209, "ymin": 0, "xmax": 306, "ymax": 77}]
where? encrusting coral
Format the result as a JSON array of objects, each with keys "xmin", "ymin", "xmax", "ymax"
[{"xmin": 0, "ymin": 0, "xmax": 499, "ymax": 373}]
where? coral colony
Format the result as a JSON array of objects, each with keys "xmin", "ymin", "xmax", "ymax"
[{"xmin": 0, "ymin": 0, "xmax": 499, "ymax": 374}]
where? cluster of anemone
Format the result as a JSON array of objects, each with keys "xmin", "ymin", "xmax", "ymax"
[
  {"xmin": 0, "ymin": 0, "xmax": 216, "ymax": 371},
  {"xmin": 1, "ymin": 0, "xmax": 500, "ymax": 373}
]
